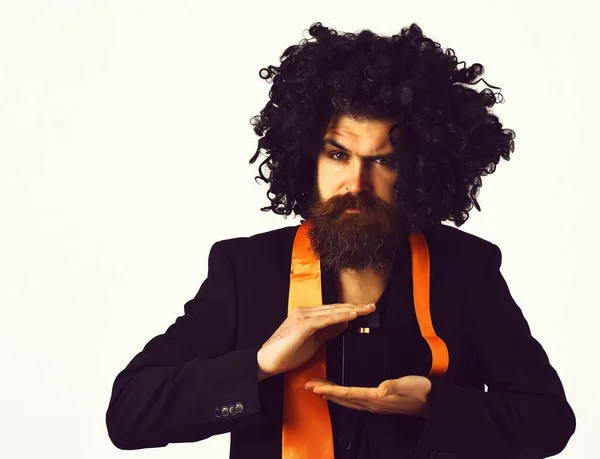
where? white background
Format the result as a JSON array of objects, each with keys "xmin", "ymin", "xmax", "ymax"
[{"xmin": 1, "ymin": 0, "xmax": 597, "ymax": 457}]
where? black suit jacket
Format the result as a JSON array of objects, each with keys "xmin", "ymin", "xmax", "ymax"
[{"xmin": 106, "ymin": 222, "xmax": 576, "ymax": 458}]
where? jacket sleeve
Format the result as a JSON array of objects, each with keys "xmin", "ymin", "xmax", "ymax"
[
  {"xmin": 410, "ymin": 244, "xmax": 576, "ymax": 459},
  {"xmin": 105, "ymin": 240, "xmax": 277, "ymax": 450}
]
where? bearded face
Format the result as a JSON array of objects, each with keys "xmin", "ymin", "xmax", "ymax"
[
  {"xmin": 307, "ymin": 115, "xmax": 408, "ymax": 272},
  {"xmin": 306, "ymin": 189, "xmax": 408, "ymax": 272}
]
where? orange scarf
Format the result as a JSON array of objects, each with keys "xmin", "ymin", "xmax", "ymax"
[{"xmin": 281, "ymin": 220, "xmax": 449, "ymax": 458}]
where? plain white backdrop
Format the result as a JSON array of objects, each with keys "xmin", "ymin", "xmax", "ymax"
[{"xmin": 0, "ymin": 0, "xmax": 597, "ymax": 457}]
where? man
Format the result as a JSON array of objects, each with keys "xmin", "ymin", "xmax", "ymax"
[{"xmin": 106, "ymin": 22, "xmax": 576, "ymax": 458}]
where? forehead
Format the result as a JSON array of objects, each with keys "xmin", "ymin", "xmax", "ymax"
[
  {"xmin": 324, "ymin": 115, "xmax": 401, "ymax": 143},
  {"xmin": 321, "ymin": 116, "xmax": 403, "ymax": 154}
]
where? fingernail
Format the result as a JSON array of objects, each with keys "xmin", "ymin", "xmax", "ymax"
[{"xmin": 363, "ymin": 303, "xmax": 375, "ymax": 308}]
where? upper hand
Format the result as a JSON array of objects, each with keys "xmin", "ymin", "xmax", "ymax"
[
  {"xmin": 304, "ymin": 375, "xmax": 432, "ymax": 418},
  {"xmin": 257, "ymin": 303, "xmax": 377, "ymax": 378}
]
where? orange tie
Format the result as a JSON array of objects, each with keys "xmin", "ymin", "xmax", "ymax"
[{"xmin": 281, "ymin": 220, "xmax": 449, "ymax": 458}]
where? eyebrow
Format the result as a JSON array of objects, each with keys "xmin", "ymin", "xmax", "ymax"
[{"xmin": 322, "ymin": 138, "xmax": 395, "ymax": 159}]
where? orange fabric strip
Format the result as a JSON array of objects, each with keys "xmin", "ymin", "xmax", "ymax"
[
  {"xmin": 408, "ymin": 233, "xmax": 450, "ymax": 377},
  {"xmin": 282, "ymin": 221, "xmax": 335, "ymax": 459},
  {"xmin": 282, "ymin": 221, "xmax": 449, "ymax": 458}
]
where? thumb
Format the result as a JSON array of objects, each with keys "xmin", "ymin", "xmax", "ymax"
[{"xmin": 378, "ymin": 379, "xmax": 401, "ymax": 397}]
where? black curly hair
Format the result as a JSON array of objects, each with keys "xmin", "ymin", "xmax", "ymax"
[{"xmin": 249, "ymin": 22, "xmax": 515, "ymax": 234}]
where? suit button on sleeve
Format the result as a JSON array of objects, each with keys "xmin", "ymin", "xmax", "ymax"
[
  {"xmin": 337, "ymin": 436, "xmax": 352, "ymax": 451},
  {"xmin": 235, "ymin": 402, "xmax": 244, "ymax": 414},
  {"xmin": 221, "ymin": 406, "xmax": 230, "ymax": 417},
  {"xmin": 215, "ymin": 407, "xmax": 222, "ymax": 418}
]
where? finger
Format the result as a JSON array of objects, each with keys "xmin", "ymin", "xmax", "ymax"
[
  {"xmin": 378, "ymin": 376, "xmax": 421, "ymax": 397},
  {"xmin": 377, "ymin": 379, "xmax": 403, "ymax": 397},
  {"xmin": 305, "ymin": 378, "xmax": 335, "ymax": 389},
  {"xmin": 307, "ymin": 311, "xmax": 358, "ymax": 331},
  {"xmin": 377, "ymin": 383, "xmax": 389, "ymax": 398},
  {"xmin": 325, "ymin": 394, "xmax": 409, "ymax": 415},
  {"xmin": 300, "ymin": 303, "xmax": 376, "ymax": 317},
  {"xmin": 313, "ymin": 302, "xmax": 375, "ymax": 310},
  {"xmin": 314, "ymin": 385, "xmax": 379, "ymax": 401},
  {"xmin": 309, "ymin": 306, "xmax": 379, "ymax": 330}
]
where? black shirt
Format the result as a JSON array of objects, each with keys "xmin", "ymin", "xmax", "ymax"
[{"xmin": 323, "ymin": 239, "xmax": 428, "ymax": 458}]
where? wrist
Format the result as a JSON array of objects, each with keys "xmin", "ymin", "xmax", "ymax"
[
  {"xmin": 258, "ymin": 367, "xmax": 269, "ymax": 382},
  {"xmin": 257, "ymin": 349, "xmax": 273, "ymax": 381}
]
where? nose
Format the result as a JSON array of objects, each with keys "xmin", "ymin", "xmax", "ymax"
[{"xmin": 345, "ymin": 159, "xmax": 371, "ymax": 194}]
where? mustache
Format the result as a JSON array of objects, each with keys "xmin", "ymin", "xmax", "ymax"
[{"xmin": 314, "ymin": 192, "xmax": 392, "ymax": 216}]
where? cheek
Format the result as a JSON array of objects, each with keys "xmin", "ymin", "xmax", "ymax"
[
  {"xmin": 316, "ymin": 162, "xmax": 341, "ymax": 197},
  {"xmin": 387, "ymin": 173, "xmax": 399, "ymax": 200},
  {"xmin": 374, "ymin": 175, "xmax": 396, "ymax": 201}
]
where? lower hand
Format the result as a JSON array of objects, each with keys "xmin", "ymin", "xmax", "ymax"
[{"xmin": 304, "ymin": 375, "xmax": 432, "ymax": 418}]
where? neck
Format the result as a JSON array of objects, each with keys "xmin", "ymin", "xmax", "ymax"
[{"xmin": 335, "ymin": 264, "xmax": 393, "ymax": 305}]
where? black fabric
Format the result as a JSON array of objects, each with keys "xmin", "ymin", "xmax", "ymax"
[
  {"xmin": 323, "ymin": 237, "xmax": 427, "ymax": 459},
  {"xmin": 106, "ymin": 223, "xmax": 576, "ymax": 459}
]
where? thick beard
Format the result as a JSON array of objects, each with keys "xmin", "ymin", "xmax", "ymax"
[{"xmin": 306, "ymin": 190, "xmax": 408, "ymax": 273}]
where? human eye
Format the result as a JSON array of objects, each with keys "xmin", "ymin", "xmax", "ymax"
[
  {"xmin": 375, "ymin": 157, "xmax": 396, "ymax": 169},
  {"xmin": 382, "ymin": 160, "xmax": 398, "ymax": 171},
  {"xmin": 329, "ymin": 151, "xmax": 348, "ymax": 161}
]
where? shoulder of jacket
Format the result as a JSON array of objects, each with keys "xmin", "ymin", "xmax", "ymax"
[
  {"xmin": 211, "ymin": 224, "xmax": 301, "ymax": 254},
  {"xmin": 426, "ymin": 223, "xmax": 501, "ymax": 267},
  {"xmin": 432, "ymin": 223, "xmax": 496, "ymax": 248}
]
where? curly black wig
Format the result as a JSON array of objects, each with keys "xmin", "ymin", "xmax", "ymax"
[{"xmin": 249, "ymin": 22, "xmax": 515, "ymax": 234}]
